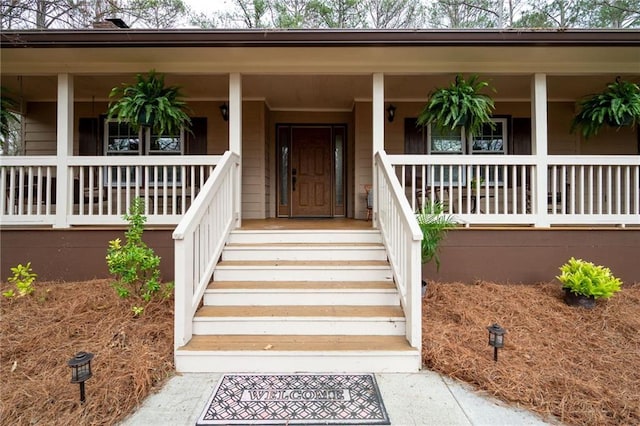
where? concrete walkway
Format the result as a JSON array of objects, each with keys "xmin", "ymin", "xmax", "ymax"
[{"xmin": 121, "ymin": 371, "xmax": 554, "ymax": 425}]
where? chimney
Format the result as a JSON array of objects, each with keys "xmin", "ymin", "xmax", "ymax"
[{"xmin": 92, "ymin": 18, "xmax": 129, "ymax": 29}]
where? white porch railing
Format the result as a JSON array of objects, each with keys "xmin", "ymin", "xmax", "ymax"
[
  {"xmin": 1, "ymin": 155, "xmax": 221, "ymax": 226},
  {"xmin": 173, "ymin": 151, "xmax": 240, "ymax": 350},
  {"xmin": 1, "ymin": 156, "xmax": 57, "ymax": 225},
  {"xmin": 388, "ymin": 154, "xmax": 640, "ymax": 227},
  {"xmin": 375, "ymin": 151, "xmax": 423, "ymax": 351},
  {"xmin": 546, "ymin": 156, "xmax": 640, "ymax": 226}
]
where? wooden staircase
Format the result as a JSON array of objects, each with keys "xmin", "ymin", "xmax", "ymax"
[{"xmin": 174, "ymin": 228, "xmax": 421, "ymax": 373}]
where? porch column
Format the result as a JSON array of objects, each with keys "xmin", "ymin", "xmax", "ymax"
[
  {"xmin": 531, "ymin": 73, "xmax": 550, "ymax": 227},
  {"xmin": 229, "ymin": 72, "xmax": 242, "ymax": 226},
  {"xmin": 54, "ymin": 73, "xmax": 74, "ymax": 228},
  {"xmin": 372, "ymin": 72, "xmax": 385, "ymax": 225}
]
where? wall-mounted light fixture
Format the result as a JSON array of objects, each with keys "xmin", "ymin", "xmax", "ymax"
[
  {"xmin": 386, "ymin": 104, "xmax": 396, "ymax": 122},
  {"xmin": 219, "ymin": 103, "xmax": 229, "ymax": 121}
]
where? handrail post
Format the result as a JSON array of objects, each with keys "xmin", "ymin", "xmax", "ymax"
[{"xmin": 174, "ymin": 235, "xmax": 194, "ymax": 350}]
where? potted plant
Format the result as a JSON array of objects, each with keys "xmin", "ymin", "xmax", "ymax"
[
  {"xmin": 416, "ymin": 201, "xmax": 456, "ymax": 296},
  {"xmin": 108, "ymin": 70, "xmax": 192, "ymax": 135},
  {"xmin": 571, "ymin": 77, "xmax": 640, "ymax": 139},
  {"xmin": 417, "ymin": 74, "xmax": 495, "ymax": 139},
  {"xmin": 556, "ymin": 257, "xmax": 622, "ymax": 309}
]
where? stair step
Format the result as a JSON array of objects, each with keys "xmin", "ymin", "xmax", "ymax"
[
  {"xmin": 204, "ymin": 281, "xmax": 399, "ymax": 306},
  {"xmin": 192, "ymin": 305, "xmax": 406, "ymax": 335},
  {"xmin": 175, "ymin": 335, "xmax": 421, "ymax": 373},
  {"xmin": 213, "ymin": 260, "xmax": 393, "ymax": 281},
  {"xmin": 228, "ymin": 230, "xmax": 383, "ymax": 244},
  {"xmin": 222, "ymin": 242, "xmax": 387, "ymax": 261}
]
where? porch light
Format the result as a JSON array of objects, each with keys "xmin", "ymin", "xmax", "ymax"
[
  {"xmin": 67, "ymin": 351, "xmax": 94, "ymax": 403},
  {"xmin": 219, "ymin": 103, "xmax": 229, "ymax": 121},
  {"xmin": 487, "ymin": 323, "xmax": 505, "ymax": 362},
  {"xmin": 386, "ymin": 104, "xmax": 396, "ymax": 122}
]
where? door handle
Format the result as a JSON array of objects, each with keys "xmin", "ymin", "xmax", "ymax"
[{"xmin": 292, "ymin": 176, "xmax": 297, "ymax": 191}]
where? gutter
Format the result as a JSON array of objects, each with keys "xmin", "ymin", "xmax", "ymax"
[{"xmin": 2, "ymin": 29, "xmax": 640, "ymax": 49}]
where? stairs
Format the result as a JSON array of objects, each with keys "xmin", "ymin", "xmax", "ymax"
[{"xmin": 175, "ymin": 229, "xmax": 421, "ymax": 373}]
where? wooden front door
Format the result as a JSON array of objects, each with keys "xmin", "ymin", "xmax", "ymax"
[{"xmin": 291, "ymin": 127, "xmax": 332, "ymax": 217}]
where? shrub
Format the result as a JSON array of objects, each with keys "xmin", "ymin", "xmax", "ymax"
[
  {"xmin": 106, "ymin": 198, "xmax": 173, "ymax": 313},
  {"xmin": 557, "ymin": 257, "xmax": 622, "ymax": 299},
  {"xmin": 416, "ymin": 202, "xmax": 456, "ymax": 270},
  {"xmin": 3, "ymin": 262, "xmax": 37, "ymax": 298}
]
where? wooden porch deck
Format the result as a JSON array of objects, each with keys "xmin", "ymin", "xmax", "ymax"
[{"xmin": 240, "ymin": 218, "xmax": 374, "ymax": 230}]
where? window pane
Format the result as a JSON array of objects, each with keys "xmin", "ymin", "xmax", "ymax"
[
  {"xmin": 431, "ymin": 127, "xmax": 463, "ymax": 153},
  {"xmin": 279, "ymin": 145, "xmax": 288, "ymax": 206},
  {"xmin": 150, "ymin": 133, "xmax": 181, "ymax": 153},
  {"xmin": 107, "ymin": 122, "xmax": 140, "ymax": 153},
  {"xmin": 334, "ymin": 134, "xmax": 343, "ymax": 206},
  {"xmin": 472, "ymin": 122, "xmax": 505, "ymax": 153}
]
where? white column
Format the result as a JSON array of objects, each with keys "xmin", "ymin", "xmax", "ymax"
[
  {"xmin": 372, "ymin": 73, "xmax": 385, "ymax": 225},
  {"xmin": 531, "ymin": 73, "xmax": 549, "ymax": 227},
  {"xmin": 54, "ymin": 73, "xmax": 74, "ymax": 228},
  {"xmin": 229, "ymin": 73, "xmax": 242, "ymax": 226}
]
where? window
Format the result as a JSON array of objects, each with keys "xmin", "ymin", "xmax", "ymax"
[
  {"xmin": 104, "ymin": 120, "xmax": 184, "ymax": 186},
  {"xmin": 423, "ymin": 118, "xmax": 509, "ymax": 185}
]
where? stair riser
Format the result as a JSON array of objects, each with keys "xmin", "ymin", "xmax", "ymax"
[
  {"xmin": 175, "ymin": 352, "xmax": 421, "ymax": 373},
  {"xmin": 214, "ymin": 268, "xmax": 392, "ymax": 282},
  {"xmin": 192, "ymin": 319, "xmax": 405, "ymax": 336},
  {"xmin": 204, "ymin": 291, "xmax": 399, "ymax": 306},
  {"xmin": 221, "ymin": 248, "xmax": 387, "ymax": 262},
  {"xmin": 228, "ymin": 232, "xmax": 383, "ymax": 244}
]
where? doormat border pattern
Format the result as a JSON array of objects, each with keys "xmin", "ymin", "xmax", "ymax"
[{"xmin": 196, "ymin": 373, "xmax": 390, "ymax": 425}]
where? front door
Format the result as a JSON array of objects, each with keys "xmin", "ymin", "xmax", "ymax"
[{"xmin": 291, "ymin": 127, "xmax": 332, "ymax": 217}]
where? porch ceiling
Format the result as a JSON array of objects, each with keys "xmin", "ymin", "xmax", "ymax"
[{"xmin": 2, "ymin": 72, "xmax": 638, "ymax": 108}]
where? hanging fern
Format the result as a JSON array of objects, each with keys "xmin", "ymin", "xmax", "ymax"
[
  {"xmin": 571, "ymin": 77, "xmax": 640, "ymax": 139},
  {"xmin": 417, "ymin": 74, "xmax": 495, "ymax": 138},
  {"xmin": 108, "ymin": 70, "xmax": 192, "ymax": 136},
  {"xmin": 1, "ymin": 86, "xmax": 20, "ymax": 143}
]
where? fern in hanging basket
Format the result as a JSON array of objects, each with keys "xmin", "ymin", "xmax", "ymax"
[
  {"xmin": 417, "ymin": 74, "xmax": 495, "ymax": 137},
  {"xmin": 108, "ymin": 70, "xmax": 192, "ymax": 135},
  {"xmin": 571, "ymin": 77, "xmax": 640, "ymax": 139}
]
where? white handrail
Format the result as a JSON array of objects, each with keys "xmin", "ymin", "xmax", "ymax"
[
  {"xmin": 172, "ymin": 151, "xmax": 240, "ymax": 349},
  {"xmin": 374, "ymin": 150, "xmax": 423, "ymax": 351}
]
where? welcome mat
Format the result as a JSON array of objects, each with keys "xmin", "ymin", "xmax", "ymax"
[{"xmin": 196, "ymin": 373, "xmax": 390, "ymax": 425}]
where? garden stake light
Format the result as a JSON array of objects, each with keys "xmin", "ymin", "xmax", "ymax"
[
  {"xmin": 67, "ymin": 351, "xmax": 94, "ymax": 403},
  {"xmin": 487, "ymin": 323, "xmax": 505, "ymax": 362}
]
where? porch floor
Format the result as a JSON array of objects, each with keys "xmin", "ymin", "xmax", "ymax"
[{"xmin": 240, "ymin": 218, "xmax": 373, "ymax": 230}]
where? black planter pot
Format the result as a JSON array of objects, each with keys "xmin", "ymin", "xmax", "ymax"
[{"xmin": 564, "ymin": 289, "xmax": 596, "ymax": 309}]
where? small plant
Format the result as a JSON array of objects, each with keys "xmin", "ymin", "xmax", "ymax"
[
  {"xmin": 3, "ymin": 262, "xmax": 37, "ymax": 298},
  {"xmin": 416, "ymin": 202, "xmax": 456, "ymax": 270},
  {"xmin": 131, "ymin": 306, "xmax": 145, "ymax": 316},
  {"xmin": 106, "ymin": 198, "xmax": 171, "ymax": 308},
  {"xmin": 557, "ymin": 257, "xmax": 622, "ymax": 299}
]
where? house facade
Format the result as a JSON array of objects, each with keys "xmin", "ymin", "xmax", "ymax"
[{"xmin": 2, "ymin": 29, "xmax": 639, "ymax": 282}]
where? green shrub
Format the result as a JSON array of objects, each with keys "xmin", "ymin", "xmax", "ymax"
[
  {"xmin": 3, "ymin": 262, "xmax": 37, "ymax": 298},
  {"xmin": 416, "ymin": 202, "xmax": 456, "ymax": 270},
  {"xmin": 557, "ymin": 257, "xmax": 622, "ymax": 299},
  {"xmin": 106, "ymin": 198, "xmax": 172, "ymax": 308}
]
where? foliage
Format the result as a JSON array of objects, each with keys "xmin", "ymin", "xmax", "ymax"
[
  {"xmin": 571, "ymin": 77, "xmax": 640, "ymax": 139},
  {"xmin": 557, "ymin": 257, "xmax": 622, "ymax": 299},
  {"xmin": 3, "ymin": 262, "xmax": 37, "ymax": 298},
  {"xmin": 108, "ymin": 70, "xmax": 191, "ymax": 136},
  {"xmin": 417, "ymin": 74, "xmax": 495, "ymax": 138},
  {"xmin": 106, "ymin": 198, "xmax": 172, "ymax": 307},
  {"xmin": 416, "ymin": 201, "xmax": 455, "ymax": 270},
  {"xmin": 1, "ymin": 86, "xmax": 20, "ymax": 148}
]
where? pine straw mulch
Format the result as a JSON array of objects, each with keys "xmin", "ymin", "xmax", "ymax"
[
  {"xmin": 423, "ymin": 281, "xmax": 640, "ymax": 426},
  {"xmin": 2, "ymin": 279, "xmax": 639, "ymax": 426},
  {"xmin": 0, "ymin": 279, "xmax": 174, "ymax": 426}
]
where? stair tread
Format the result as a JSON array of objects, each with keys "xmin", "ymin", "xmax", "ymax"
[
  {"xmin": 195, "ymin": 305, "xmax": 404, "ymax": 318},
  {"xmin": 217, "ymin": 260, "xmax": 389, "ymax": 267},
  {"xmin": 226, "ymin": 242, "xmax": 384, "ymax": 247},
  {"xmin": 178, "ymin": 335, "xmax": 415, "ymax": 352},
  {"xmin": 208, "ymin": 281, "xmax": 396, "ymax": 290}
]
